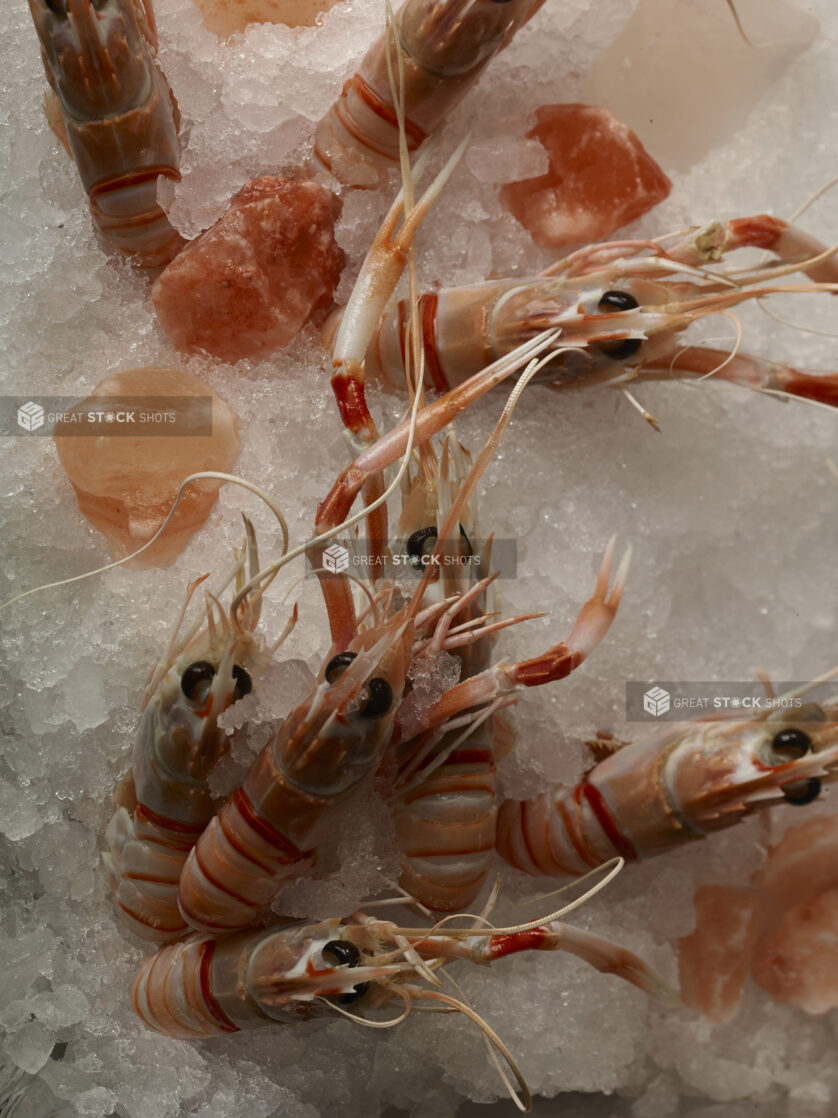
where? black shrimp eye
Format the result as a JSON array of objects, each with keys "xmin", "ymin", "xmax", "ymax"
[
  {"xmin": 407, "ymin": 525, "xmax": 472, "ymax": 568},
  {"xmin": 597, "ymin": 337, "xmax": 642, "ymax": 361},
  {"xmin": 325, "ymin": 651, "xmax": 357, "ymax": 684},
  {"xmin": 406, "ymin": 526, "xmax": 438, "ymax": 569},
  {"xmin": 770, "ymin": 728, "xmax": 812, "ymax": 761},
  {"xmin": 323, "ymin": 940, "xmax": 361, "ymax": 967},
  {"xmin": 232, "ymin": 665, "xmax": 252, "ymax": 700},
  {"xmin": 336, "ymin": 982, "xmax": 371, "ymax": 1005},
  {"xmin": 598, "ymin": 290, "xmax": 639, "ymax": 313},
  {"xmin": 595, "ymin": 291, "xmax": 642, "ymax": 361},
  {"xmin": 45, "ymin": 0, "xmax": 68, "ymax": 13},
  {"xmin": 358, "ymin": 677, "xmax": 393, "ymax": 719},
  {"xmin": 323, "ymin": 940, "xmax": 370, "ymax": 1003},
  {"xmin": 782, "ymin": 777, "xmax": 821, "ymax": 806},
  {"xmin": 181, "ymin": 661, "xmax": 215, "ymax": 702}
]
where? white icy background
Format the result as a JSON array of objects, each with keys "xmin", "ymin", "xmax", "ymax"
[{"xmin": 2, "ymin": 0, "xmax": 838, "ymax": 1114}]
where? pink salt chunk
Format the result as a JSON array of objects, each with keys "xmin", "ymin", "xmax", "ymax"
[
  {"xmin": 195, "ymin": 0, "xmax": 342, "ymax": 36},
  {"xmin": 53, "ymin": 367, "xmax": 239, "ymax": 569},
  {"xmin": 751, "ymin": 889, "xmax": 838, "ymax": 1016},
  {"xmin": 500, "ymin": 104, "xmax": 672, "ymax": 251},
  {"xmin": 677, "ymin": 884, "xmax": 759, "ymax": 1023},
  {"xmin": 152, "ymin": 177, "xmax": 345, "ymax": 363}
]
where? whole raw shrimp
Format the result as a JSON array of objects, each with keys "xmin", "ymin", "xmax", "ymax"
[
  {"xmin": 28, "ymin": 0, "xmax": 185, "ymax": 269},
  {"xmin": 496, "ymin": 697, "xmax": 838, "ymax": 879},
  {"xmin": 363, "ymin": 216, "xmax": 838, "ymax": 417},
  {"xmin": 105, "ymin": 520, "xmax": 285, "ymax": 942},
  {"xmin": 131, "ymin": 905, "xmax": 668, "ymax": 1050},
  {"xmin": 175, "ymin": 603, "xmax": 416, "ymax": 934}
]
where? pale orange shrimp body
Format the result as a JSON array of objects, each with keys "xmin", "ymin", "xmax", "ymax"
[
  {"xmin": 315, "ymin": 0, "xmax": 545, "ymax": 188},
  {"xmin": 133, "ymin": 910, "xmax": 666, "ymax": 1042},
  {"xmin": 364, "ymin": 216, "xmax": 838, "ymax": 407},
  {"xmin": 28, "ymin": 0, "xmax": 185, "ymax": 269},
  {"xmin": 176, "ymin": 613, "xmax": 415, "ymax": 935},
  {"xmin": 386, "ymin": 438, "xmax": 508, "ymax": 913},
  {"xmin": 497, "ymin": 704, "xmax": 838, "ymax": 879},
  {"xmin": 105, "ymin": 530, "xmax": 274, "ymax": 942}
]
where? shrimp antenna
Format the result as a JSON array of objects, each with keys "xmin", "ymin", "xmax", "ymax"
[
  {"xmin": 1, "ymin": 472, "xmax": 289, "ymax": 613},
  {"xmin": 725, "ymin": 0, "xmax": 753, "ymax": 47},
  {"xmin": 405, "ymin": 342, "xmax": 588, "ymax": 619},
  {"xmin": 317, "ymin": 985, "xmax": 414, "ymax": 1029},
  {"xmin": 228, "ymin": 329, "xmax": 561, "ymax": 614},
  {"xmin": 441, "ymin": 968, "xmax": 527, "ymax": 1111},
  {"xmin": 404, "ymin": 984, "xmax": 532, "ymax": 1112},
  {"xmin": 394, "ymin": 858, "xmax": 625, "ymax": 939}
]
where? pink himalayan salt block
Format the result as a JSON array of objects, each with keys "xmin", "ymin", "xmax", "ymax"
[
  {"xmin": 751, "ymin": 889, "xmax": 838, "ymax": 1016},
  {"xmin": 677, "ymin": 884, "xmax": 760, "ymax": 1024},
  {"xmin": 677, "ymin": 815, "xmax": 838, "ymax": 1020},
  {"xmin": 53, "ymin": 367, "xmax": 239, "ymax": 569},
  {"xmin": 749, "ymin": 814, "xmax": 838, "ymax": 1015},
  {"xmin": 195, "ymin": 0, "xmax": 342, "ymax": 36},
  {"xmin": 152, "ymin": 177, "xmax": 345, "ymax": 363},
  {"xmin": 499, "ymin": 104, "xmax": 672, "ymax": 251}
]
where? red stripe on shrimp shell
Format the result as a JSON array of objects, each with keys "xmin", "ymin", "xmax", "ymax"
[
  {"xmin": 348, "ymin": 73, "xmax": 427, "ymax": 149},
  {"xmin": 487, "ymin": 928, "xmax": 548, "ymax": 959},
  {"xmin": 198, "ymin": 941, "xmax": 239, "ymax": 1034},
  {"xmin": 577, "ymin": 783, "xmax": 638, "ymax": 862},
  {"xmin": 420, "ymin": 293, "xmax": 451, "ymax": 395},
  {"xmin": 556, "ymin": 795, "xmax": 599, "ymax": 870},
  {"xmin": 134, "ymin": 803, "xmax": 206, "ymax": 842},
  {"xmin": 178, "ymin": 788, "xmax": 309, "ymax": 933}
]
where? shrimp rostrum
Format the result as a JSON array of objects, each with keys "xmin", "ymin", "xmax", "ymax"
[{"xmin": 28, "ymin": 0, "xmax": 185, "ymax": 270}]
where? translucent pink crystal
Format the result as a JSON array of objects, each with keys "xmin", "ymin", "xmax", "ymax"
[
  {"xmin": 195, "ymin": 0, "xmax": 342, "ymax": 36},
  {"xmin": 499, "ymin": 104, "xmax": 672, "ymax": 250},
  {"xmin": 678, "ymin": 815, "xmax": 838, "ymax": 1019},
  {"xmin": 53, "ymin": 367, "xmax": 239, "ymax": 569},
  {"xmin": 677, "ymin": 885, "xmax": 759, "ymax": 1024},
  {"xmin": 152, "ymin": 177, "xmax": 345, "ymax": 363}
]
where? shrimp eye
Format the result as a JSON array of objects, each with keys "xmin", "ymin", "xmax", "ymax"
[
  {"xmin": 770, "ymin": 728, "xmax": 811, "ymax": 761},
  {"xmin": 45, "ymin": 0, "xmax": 68, "ymax": 13},
  {"xmin": 598, "ymin": 290, "xmax": 639, "ymax": 313},
  {"xmin": 181, "ymin": 661, "xmax": 215, "ymax": 702},
  {"xmin": 323, "ymin": 940, "xmax": 360, "ymax": 967},
  {"xmin": 781, "ymin": 777, "xmax": 821, "ymax": 806},
  {"xmin": 232, "ymin": 665, "xmax": 252, "ymax": 700},
  {"xmin": 335, "ymin": 982, "xmax": 370, "ymax": 1004},
  {"xmin": 597, "ymin": 337, "xmax": 642, "ymax": 361},
  {"xmin": 323, "ymin": 940, "xmax": 370, "ymax": 1004},
  {"xmin": 407, "ymin": 525, "xmax": 472, "ymax": 568},
  {"xmin": 358, "ymin": 677, "xmax": 393, "ymax": 718},
  {"xmin": 325, "ymin": 651, "xmax": 357, "ymax": 684},
  {"xmin": 595, "ymin": 291, "xmax": 642, "ymax": 361},
  {"xmin": 407, "ymin": 526, "xmax": 438, "ymax": 568}
]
